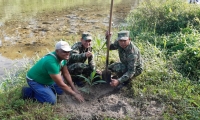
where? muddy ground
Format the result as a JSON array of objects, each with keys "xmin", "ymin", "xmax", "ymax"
[
  {"xmin": 0, "ymin": 2, "xmax": 132, "ymax": 59},
  {"xmin": 57, "ymin": 84, "xmax": 164, "ymax": 120}
]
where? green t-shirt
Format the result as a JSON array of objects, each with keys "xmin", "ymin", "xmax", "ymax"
[{"xmin": 27, "ymin": 52, "xmax": 67, "ymax": 85}]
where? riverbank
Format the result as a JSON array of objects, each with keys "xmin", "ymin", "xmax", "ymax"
[
  {"xmin": 0, "ymin": 55, "xmax": 26, "ymax": 79},
  {"xmin": 0, "ymin": 55, "xmax": 15, "ymax": 78}
]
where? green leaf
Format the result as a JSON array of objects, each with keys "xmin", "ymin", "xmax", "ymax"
[
  {"xmin": 93, "ymin": 75, "xmax": 101, "ymax": 80},
  {"xmin": 78, "ymin": 87, "xmax": 90, "ymax": 94},
  {"xmin": 97, "ymin": 39, "xmax": 101, "ymax": 48},
  {"xmin": 92, "ymin": 80, "xmax": 106, "ymax": 86},
  {"xmin": 76, "ymin": 75, "xmax": 91, "ymax": 85},
  {"xmin": 90, "ymin": 70, "xmax": 96, "ymax": 80}
]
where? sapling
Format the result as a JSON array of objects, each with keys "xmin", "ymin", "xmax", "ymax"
[{"xmin": 77, "ymin": 70, "xmax": 106, "ymax": 94}]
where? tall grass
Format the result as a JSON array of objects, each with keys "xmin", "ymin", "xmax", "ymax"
[
  {"xmin": 127, "ymin": 0, "xmax": 200, "ymax": 81},
  {"xmin": 127, "ymin": 0, "xmax": 200, "ymax": 35},
  {"xmin": 125, "ymin": 0, "xmax": 200, "ymax": 119},
  {"xmin": 130, "ymin": 39, "xmax": 200, "ymax": 119}
]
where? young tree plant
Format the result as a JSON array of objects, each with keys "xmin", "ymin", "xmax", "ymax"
[{"xmin": 77, "ymin": 70, "xmax": 106, "ymax": 94}]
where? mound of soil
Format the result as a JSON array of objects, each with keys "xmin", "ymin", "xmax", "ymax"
[{"xmin": 58, "ymin": 84, "xmax": 164, "ymax": 120}]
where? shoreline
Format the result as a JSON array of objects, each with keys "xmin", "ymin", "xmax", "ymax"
[{"xmin": 0, "ymin": 55, "xmax": 26, "ymax": 79}]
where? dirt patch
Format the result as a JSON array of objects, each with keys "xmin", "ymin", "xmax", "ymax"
[{"xmin": 57, "ymin": 84, "xmax": 165, "ymax": 120}]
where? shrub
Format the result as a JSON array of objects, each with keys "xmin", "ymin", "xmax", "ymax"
[
  {"xmin": 158, "ymin": 28, "xmax": 199, "ymax": 55},
  {"xmin": 127, "ymin": 0, "xmax": 200, "ymax": 35},
  {"xmin": 173, "ymin": 45, "xmax": 200, "ymax": 81}
]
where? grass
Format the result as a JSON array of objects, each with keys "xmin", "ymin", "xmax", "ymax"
[{"xmin": 0, "ymin": 0, "xmax": 200, "ymax": 119}]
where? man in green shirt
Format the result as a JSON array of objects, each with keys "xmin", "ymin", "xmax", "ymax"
[{"xmin": 22, "ymin": 41, "xmax": 84, "ymax": 104}]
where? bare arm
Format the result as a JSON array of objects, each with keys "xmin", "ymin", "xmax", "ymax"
[
  {"xmin": 61, "ymin": 66, "xmax": 80, "ymax": 94},
  {"xmin": 50, "ymin": 72, "xmax": 84, "ymax": 102},
  {"xmin": 88, "ymin": 48, "xmax": 95, "ymax": 70}
]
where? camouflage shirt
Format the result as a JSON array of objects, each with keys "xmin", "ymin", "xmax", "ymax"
[
  {"xmin": 67, "ymin": 42, "xmax": 95, "ymax": 70},
  {"xmin": 110, "ymin": 40, "xmax": 143, "ymax": 82}
]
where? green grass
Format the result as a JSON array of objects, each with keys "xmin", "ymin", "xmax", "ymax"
[{"xmin": 0, "ymin": 0, "xmax": 200, "ymax": 119}]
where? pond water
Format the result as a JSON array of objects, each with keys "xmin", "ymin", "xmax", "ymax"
[{"xmin": 0, "ymin": 0, "xmax": 138, "ymax": 59}]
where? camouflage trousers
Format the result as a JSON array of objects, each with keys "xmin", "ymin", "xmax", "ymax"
[
  {"xmin": 67, "ymin": 63, "xmax": 93, "ymax": 77},
  {"xmin": 108, "ymin": 62, "xmax": 143, "ymax": 78},
  {"xmin": 67, "ymin": 63, "xmax": 100, "ymax": 87}
]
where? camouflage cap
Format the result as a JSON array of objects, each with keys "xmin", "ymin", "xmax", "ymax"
[
  {"xmin": 82, "ymin": 32, "xmax": 93, "ymax": 40},
  {"xmin": 117, "ymin": 31, "xmax": 130, "ymax": 40}
]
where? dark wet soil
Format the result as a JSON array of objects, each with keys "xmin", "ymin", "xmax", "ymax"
[{"xmin": 58, "ymin": 84, "xmax": 164, "ymax": 120}]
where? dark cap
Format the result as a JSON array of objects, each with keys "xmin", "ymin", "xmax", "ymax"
[
  {"xmin": 117, "ymin": 31, "xmax": 130, "ymax": 40},
  {"xmin": 82, "ymin": 32, "xmax": 93, "ymax": 40}
]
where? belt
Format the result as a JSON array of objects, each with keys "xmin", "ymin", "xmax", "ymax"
[{"xmin": 26, "ymin": 74, "xmax": 33, "ymax": 81}]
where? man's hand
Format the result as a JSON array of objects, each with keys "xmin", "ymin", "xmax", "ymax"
[
  {"xmin": 110, "ymin": 78, "xmax": 120, "ymax": 87},
  {"xmin": 73, "ymin": 87, "xmax": 81, "ymax": 94},
  {"xmin": 50, "ymin": 70, "xmax": 85, "ymax": 103},
  {"xmin": 96, "ymin": 69, "xmax": 102, "ymax": 75},
  {"xmin": 85, "ymin": 51, "xmax": 92, "ymax": 58},
  {"xmin": 105, "ymin": 31, "xmax": 112, "ymax": 40},
  {"xmin": 73, "ymin": 93, "xmax": 85, "ymax": 103}
]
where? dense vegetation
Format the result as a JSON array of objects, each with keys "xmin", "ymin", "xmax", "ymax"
[
  {"xmin": 127, "ymin": 0, "xmax": 200, "ymax": 81},
  {"xmin": 126, "ymin": 0, "xmax": 200, "ymax": 119},
  {"xmin": 0, "ymin": 0, "xmax": 199, "ymax": 119}
]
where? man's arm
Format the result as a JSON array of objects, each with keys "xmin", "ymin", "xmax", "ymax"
[
  {"xmin": 105, "ymin": 31, "xmax": 118, "ymax": 50},
  {"xmin": 109, "ymin": 40, "xmax": 118, "ymax": 50},
  {"xmin": 110, "ymin": 54, "xmax": 137, "ymax": 87},
  {"xmin": 118, "ymin": 54, "xmax": 137, "ymax": 83},
  {"xmin": 50, "ymin": 72, "xmax": 84, "ymax": 102},
  {"xmin": 61, "ymin": 66, "xmax": 80, "ymax": 94},
  {"xmin": 70, "ymin": 43, "xmax": 86, "ymax": 61},
  {"xmin": 70, "ymin": 50, "xmax": 86, "ymax": 61},
  {"xmin": 88, "ymin": 47, "xmax": 95, "ymax": 70}
]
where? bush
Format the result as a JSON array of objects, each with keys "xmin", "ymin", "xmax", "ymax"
[
  {"xmin": 127, "ymin": 0, "xmax": 200, "ymax": 35},
  {"xmin": 174, "ymin": 45, "xmax": 200, "ymax": 81},
  {"xmin": 158, "ymin": 28, "xmax": 199, "ymax": 55}
]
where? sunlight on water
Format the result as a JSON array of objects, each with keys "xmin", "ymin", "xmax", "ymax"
[{"xmin": 0, "ymin": 0, "xmax": 126, "ymax": 23}]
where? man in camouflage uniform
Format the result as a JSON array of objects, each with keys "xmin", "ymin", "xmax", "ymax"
[
  {"xmin": 106, "ymin": 30, "xmax": 143, "ymax": 89},
  {"xmin": 67, "ymin": 32, "xmax": 96, "ymax": 86}
]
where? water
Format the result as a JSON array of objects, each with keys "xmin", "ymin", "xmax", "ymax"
[{"xmin": 0, "ymin": 0, "xmax": 137, "ymax": 59}]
